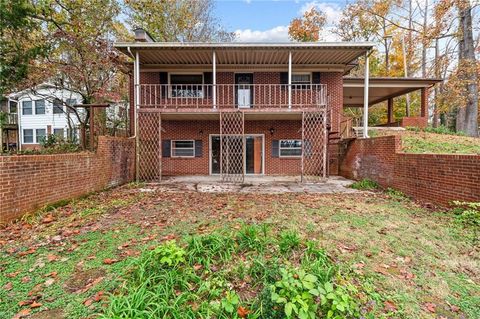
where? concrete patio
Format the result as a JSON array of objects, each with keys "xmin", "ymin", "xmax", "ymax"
[{"xmin": 140, "ymin": 175, "xmax": 360, "ymax": 194}]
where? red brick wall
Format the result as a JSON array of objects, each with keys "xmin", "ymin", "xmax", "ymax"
[
  {"xmin": 400, "ymin": 117, "xmax": 428, "ymax": 128},
  {"xmin": 0, "ymin": 137, "xmax": 135, "ymax": 224},
  {"xmin": 160, "ymin": 120, "xmax": 302, "ymax": 176},
  {"xmin": 339, "ymin": 135, "xmax": 480, "ymax": 206}
]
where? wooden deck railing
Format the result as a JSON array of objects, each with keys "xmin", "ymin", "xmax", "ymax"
[{"xmin": 138, "ymin": 84, "xmax": 327, "ymax": 109}]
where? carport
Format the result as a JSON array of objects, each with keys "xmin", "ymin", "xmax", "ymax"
[{"xmin": 343, "ymin": 77, "xmax": 442, "ymax": 127}]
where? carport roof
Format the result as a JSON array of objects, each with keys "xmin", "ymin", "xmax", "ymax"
[
  {"xmin": 114, "ymin": 42, "xmax": 374, "ymax": 72},
  {"xmin": 343, "ymin": 77, "xmax": 442, "ymax": 107}
]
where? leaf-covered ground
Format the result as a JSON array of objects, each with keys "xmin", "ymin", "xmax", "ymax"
[
  {"xmin": 0, "ymin": 183, "xmax": 479, "ymax": 318},
  {"xmin": 372, "ymin": 129, "xmax": 480, "ymax": 154}
]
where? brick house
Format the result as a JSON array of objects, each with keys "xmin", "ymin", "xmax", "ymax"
[{"xmin": 114, "ymin": 29, "xmax": 440, "ymax": 182}]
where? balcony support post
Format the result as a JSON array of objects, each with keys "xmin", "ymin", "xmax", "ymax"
[
  {"xmin": 288, "ymin": 51, "xmax": 292, "ymax": 109},
  {"xmin": 213, "ymin": 50, "xmax": 216, "ymax": 109},
  {"xmin": 363, "ymin": 52, "xmax": 369, "ymax": 138},
  {"xmin": 134, "ymin": 50, "xmax": 140, "ymax": 181}
]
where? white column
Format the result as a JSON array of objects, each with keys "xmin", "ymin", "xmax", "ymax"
[
  {"xmin": 134, "ymin": 51, "xmax": 140, "ymax": 181},
  {"xmin": 288, "ymin": 51, "xmax": 292, "ymax": 109},
  {"xmin": 363, "ymin": 52, "xmax": 369, "ymax": 138},
  {"xmin": 212, "ymin": 51, "xmax": 216, "ymax": 109}
]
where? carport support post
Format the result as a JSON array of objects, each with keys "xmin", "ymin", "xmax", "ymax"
[
  {"xmin": 387, "ymin": 98, "xmax": 394, "ymax": 124},
  {"xmin": 363, "ymin": 53, "xmax": 369, "ymax": 138},
  {"xmin": 420, "ymin": 87, "xmax": 427, "ymax": 118}
]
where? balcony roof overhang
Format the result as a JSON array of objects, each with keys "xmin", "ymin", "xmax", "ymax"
[
  {"xmin": 343, "ymin": 77, "xmax": 443, "ymax": 107},
  {"xmin": 114, "ymin": 42, "xmax": 374, "ymax": 72}
]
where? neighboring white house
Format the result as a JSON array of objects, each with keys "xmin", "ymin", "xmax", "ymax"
[{"xmin": 7, "ymin": 84, "xmax": 84, "ymax": 150}]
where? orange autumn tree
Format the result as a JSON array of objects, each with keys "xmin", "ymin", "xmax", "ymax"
[{"xmin": 288, "ymin": 7, "xmax": 326, "ymax": 42}]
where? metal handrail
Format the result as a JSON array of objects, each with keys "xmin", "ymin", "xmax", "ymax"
[{"xmin": 137, "ymin": 83, "xmax": 327, "ymax": 109}]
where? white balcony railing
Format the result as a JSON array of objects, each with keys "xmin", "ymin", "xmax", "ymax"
[{"xmin": 138, "ymin": 84, "xmax": 327, "ymax": 109}]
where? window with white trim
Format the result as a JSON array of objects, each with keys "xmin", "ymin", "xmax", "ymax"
[
  {"xmin": 53, "ymin": 128, "xmax": 65, "ymax": 139},
  {"xmin": 292, "ymin": 74, "xmax": 311, "ymax": 84},
  {"xmin": 23, "ymin": 129, "xmax": 34, "ymax": 143},
  {"xmin": 36, "ymin": 129, "xmax": 46, "ymax": 143},
  {"xmin": 171, "ymin": 140, "xmax": 195, "ymax": 157},
  {"xmin": 35, "ymin": 100, "xmax": 45, "ymax": 115},
  {"xmin": 22, "ymin": 101, "xmax": 33, "ymax": 115},
  {"xmin": 53, "ymin": 99, "xmax": 64, "ymax": 114},
  {"xmin": 170, "ymin": 74, "xmax": 203, "ymax": 98},
  {"xmin": 279, "ymin": 139, "xmax": 302, "ymax": 157}
]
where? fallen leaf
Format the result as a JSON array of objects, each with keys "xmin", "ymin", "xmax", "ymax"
[
  {"xmin": 44, "ymin": 278, "xmax": 55, "ymax": 287},
  {"xmin": 30, "ymin": 301, "xmax": 42, "ymax": 308},
  {"xmin": 47, "ymin": 254, "xmax": 59, "ymax": 262},
  {"xmin": 93, "ymin": 291, "xmax": 104, "ymax": 302},
  {"xmin": 384, "ymin": 300, "xmax": 397, "ymax": 312},
  {"xmin": 42, "ymin": 215, "xmax": 55, "ymax": 224},
  {"xmin": 13, "ymin": 308, "xmax": 31, "ymax": 319},
  {"xmin": 4, "ymin": 282, "xmax": 13, "ymax": 291},
  {"xmin": 237, "ymin": 306, "xmax": 250, "ymax": 318},
  {"xmin": 103, "ymin": 258, "xmax": 118, "ymax": 265},
  {"xmin": 424, "ymin": 302, "xmax": 436, "ymax": 313},
  {"xmin": 18, "ymin": 300, "xmax": 32, "ymax": 307},
  {"xmin": 21, "ymin": 276, "xmax": 31, "ymax": 283},
  {"xmin": 84, "ymin": 298, "xmax": 93, "ymax": 307}
]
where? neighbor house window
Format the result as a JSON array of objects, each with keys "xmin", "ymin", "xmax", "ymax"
[
  {"xmin": 22, "ymin": 101, "xmax": 33, "ymax": 115},
  {"xmin": 279, "ymin": 140, "xmax": 302, "ymax": 157},
  {"xmin": 53, "ymin": 99, "xmax": 64, "ymax": 114},
  {"xmin": 170, "ymin": 74, "xmax": 203, "ymax": 98},
  {"xmin": 35, "ymin": 100, "xmax": 45, "ymax": 115},
  {"xmin": 171, "ymin": 140, "xmax": 195, "ymax": 157},
  {"xmin": 23, "ymin": 129, "xmax": 33, "ymax": 143},
  {"xmin": 53, "ymin": 128, "xmax": 64, "ymax": 138},
  {"xmin": 66, "ymin": 99, "xmax": 76, "ymax": 113},
  {"xmin": 36, "ymin": 129, "xmax": 46, "ymax": 143}
]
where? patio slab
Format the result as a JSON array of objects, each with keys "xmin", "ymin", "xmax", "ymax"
[{"xmin": 142, "ymin": 175, "xmax": 360, "ymax": 194}]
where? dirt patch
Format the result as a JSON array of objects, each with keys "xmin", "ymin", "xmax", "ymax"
[
  {"xmin": 29, "ymin": 308, "xmax": 64, "ymax": 319},
  {"xmin": 63, "ymin": 268, "xmax": 106, "ymax": 293}
]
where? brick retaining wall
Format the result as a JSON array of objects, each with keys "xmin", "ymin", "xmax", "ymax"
[
  {"xmin": 339, "ymin": 135, "xmax": 480, "ymax": 206},
  {"xmin": 0, "ymin": 136, "xmax": 135, "ymax": 224}
]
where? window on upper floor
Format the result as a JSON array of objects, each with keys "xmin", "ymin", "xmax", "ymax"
[
  {"xmin": 53, "ymin": 99, "xmax": 64, "ymax": 114},
  {"xmin": 170, "ymin": 74, "xmax": 203, "ymax": 98},
  {"xmin": 35, "ymin": 100, "xmax": 45, "ymax": 115},
  {"xmin": 66, "ymin": 99, "xmax": 77, "ymax": 113},
  {"xmin": 22, "ymin": 101, "xmax": 33, "ymax": 115},
  {"xmin": 292, "ymin": 73, "xmax": 311, "ymax": 90}
]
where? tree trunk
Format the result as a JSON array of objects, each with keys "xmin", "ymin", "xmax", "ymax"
[{"xmin": 457, "ymin": 1, "xmax": 478, "ymax": 136}]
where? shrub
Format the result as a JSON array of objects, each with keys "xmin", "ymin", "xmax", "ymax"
[
  {"xmin": 350, "ymin": 179, "xmax": 379, "ymax": 191},
  {"xmin": 453, "ymin": 201, "xmax": 480, "ymax": 244}
]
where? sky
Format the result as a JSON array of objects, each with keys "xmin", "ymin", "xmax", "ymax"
[{"xmin": 214, "ymin": 0, "xmax": 347, "ymax": 42}]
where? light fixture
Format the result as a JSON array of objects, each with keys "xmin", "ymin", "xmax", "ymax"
[
  {"xmin": 269, "ymin": 127, "xmax": 275, "ymax": 136},
  {"xmin": 199, "ymin": 129, "xmax": 204, "ymax": 135}
]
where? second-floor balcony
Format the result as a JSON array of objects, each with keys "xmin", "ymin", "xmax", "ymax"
[
  {"xmin": 138, "ymin": 84, "xmax": 327, "ymax": 110},
  {"xmin": 1, "ymin": 113, "xmax": 18, "ymax": 127}
]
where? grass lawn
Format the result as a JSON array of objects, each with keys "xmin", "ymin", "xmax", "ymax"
[
  {"xmin": 0, "ymin": 184, "xmax": 479, "ymax": 318},
  {"xmin": 372, "ymin": 129, "xmax": 480, "ymax": 154}
]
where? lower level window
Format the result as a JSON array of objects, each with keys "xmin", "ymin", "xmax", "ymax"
[
  {"xmin": 23, "ymin": 129, "xmax": 33, "ymax": 143},
  {"xmin": 172, "ymin": 140, "xmax": 195, "ymax": 157},
  {"xmin": 54, "ymin": 128, "xmax": 65, "ymax": 139},
  {"xmin": 36, "ymin": 129, "xmax": 46, "ymax": 143},
  {"xmin": 279, "ymin": 140, "xmax": 302, "ymax": 157}
]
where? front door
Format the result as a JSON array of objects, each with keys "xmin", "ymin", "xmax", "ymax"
[
  {"xmin": 210, "ymin": 135, "xmax": 263, "ymax": 175},
  {"xmin": 235, "ymin": 73, "xmax": 253, "ymax": 108}
]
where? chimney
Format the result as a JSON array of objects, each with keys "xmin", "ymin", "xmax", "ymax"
[{"xmin": 134, "ymin": 28, "xmax": 155, "ymax": 42}]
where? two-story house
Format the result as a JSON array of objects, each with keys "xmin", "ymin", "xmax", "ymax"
[
  {"xmin": 7, "ymin": 84, "xmax": 83, "ymax": 150},
  {"xmin": 115, "ymin": 29, "xmax": 440, "ymax": 183}
]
